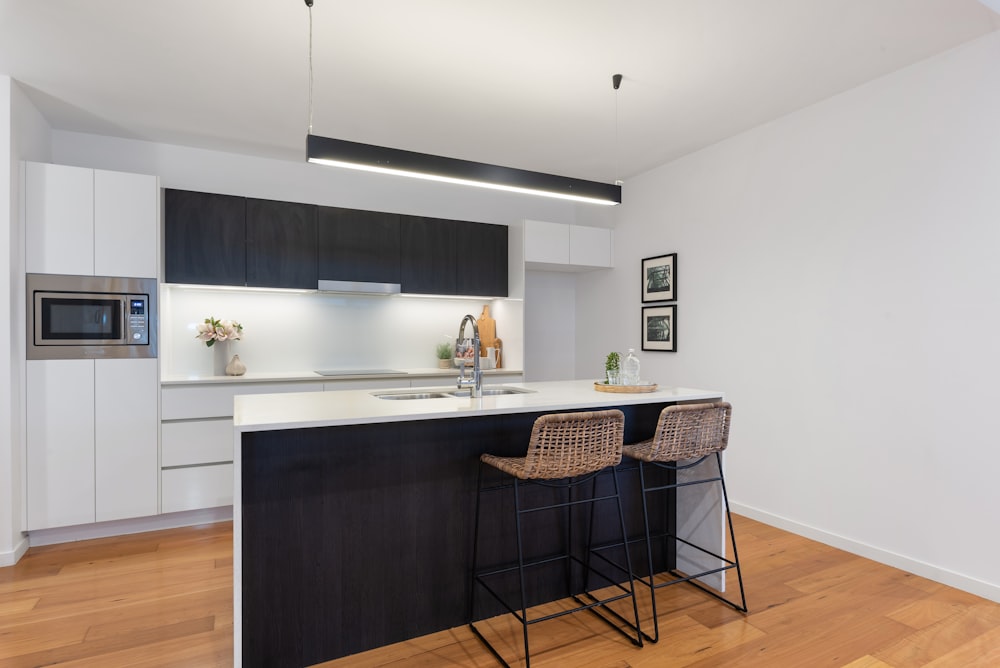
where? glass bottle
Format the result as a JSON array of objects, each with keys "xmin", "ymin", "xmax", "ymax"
[{"xmin": 622, "ymin": 348, "xmax": 641, "ymax": 386}]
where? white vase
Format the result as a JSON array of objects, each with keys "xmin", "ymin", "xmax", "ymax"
[
  {"xmin": 212, "ymin": 341, "xmax": 229, "ymax": 376},
  {"xmin": 226, "ymin": 354, "xmax": 247, "ymax": 376}
]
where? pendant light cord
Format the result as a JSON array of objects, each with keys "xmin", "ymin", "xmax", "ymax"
[
  {"xmin": 306, "ymin": 0, "xmax": 314, "ymax": 134},
  {"xmin": 613, "ymin": 73, "xmax": 623, "ymax": 186}
]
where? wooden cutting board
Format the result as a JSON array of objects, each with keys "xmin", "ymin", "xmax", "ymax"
[{"xmin": 477, "ymin": 306, "xmax": 496, "ymax": 355}]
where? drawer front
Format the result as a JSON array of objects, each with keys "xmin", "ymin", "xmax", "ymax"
[
  {"xmin": 162, "ymin": 381, "xmax": 324, "ymax": 419},
  {"xmin": 161, "ymin": 464, "xmax": 233, "ymax": 513},
  {"xmin": 162, "ymin": 419, "xmax": 233, "ymax": 467}
]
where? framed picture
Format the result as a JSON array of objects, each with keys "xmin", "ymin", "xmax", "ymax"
[
  {"xmin": 642, "ymin": 253, "xmax": 676, "ymax": 302},
  {"xmin": 642, "ymin": 305, "xmax": 676, "ymax": 352}
]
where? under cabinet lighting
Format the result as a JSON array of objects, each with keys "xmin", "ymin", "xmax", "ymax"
[{"xmin": 306, "ymin": 135, "xmax": 622, "ymax": 206}]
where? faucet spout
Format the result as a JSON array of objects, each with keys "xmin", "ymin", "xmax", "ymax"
[{"xmin": 456, "ymin": 314, "xmax": 482, "ymax": 398}]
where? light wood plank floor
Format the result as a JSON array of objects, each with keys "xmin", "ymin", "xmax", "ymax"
[{"xmin": 2, "ymin": 516, "xmax": 998, "ymax": 667}]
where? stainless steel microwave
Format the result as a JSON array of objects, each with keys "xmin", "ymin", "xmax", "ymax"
[{"xmin": 27, "ymin": 273, "xmax": 158, "ymax": 360}]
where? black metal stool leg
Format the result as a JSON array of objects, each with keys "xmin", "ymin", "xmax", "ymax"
[
  {"xmin": 611, "ymin": 465, "xmax": 644, "ymax": 647},
  {"xmin": 513, "ymin": 477, "xmax": 531, "ymax": 668},
  {"xmin": 717, "ymin": 453, "xmax": 748, "ymax": 613},
  {"xmin": 637, "ymin": 461, "xmax": 660, "ymax": 643}
]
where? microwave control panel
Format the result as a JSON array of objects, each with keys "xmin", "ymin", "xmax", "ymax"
[{"xmin": 126, "ymin": 295, "xmax": 150, "ymax": 345}]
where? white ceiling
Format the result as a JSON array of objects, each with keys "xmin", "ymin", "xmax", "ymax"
[{"xmin": 2, "ymin": 0, "xmax": 998, "ymax": 185}]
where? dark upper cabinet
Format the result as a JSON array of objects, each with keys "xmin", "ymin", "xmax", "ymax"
[
  {"xmin": 456, "ymin": 222, "xmax": 508, "ymax": 297},
  {"xmin": 246, "ymin": 198, "xmax": 317, "ymax": 289},
  {"xmin": 400, "ymin": 216, "xmax": 457, "ymax": 295},
  {"xmin": 165, "ymin": 190, "xmax": 508, "ymax": 296},
  {"xmin": 317, "ymin": 207, "xmax": 400, "ymax": 284},
  {"xmin": 164, "ymin": 189, "xmax": 246, "ymax": 286}
]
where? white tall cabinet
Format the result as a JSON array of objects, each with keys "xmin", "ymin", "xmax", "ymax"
[
  {"xmin": 25, "ymin": 161, "xmax": 158, "ymax": 278},
  {"xmin": 24, "ymin": 162, "xmax": 160, "ymax": 531},
  {"xmin": 27, "ymin": 358, "xmax": 159, "ymax": 529}
]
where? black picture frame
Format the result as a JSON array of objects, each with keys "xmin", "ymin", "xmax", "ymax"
[
  {"xmin": 641, "ymin": 253, "xmax": 676, "ymax": 303},
  {"xmin": 642, "ymin": 305, "xmax": 676, "ymax": 352}
]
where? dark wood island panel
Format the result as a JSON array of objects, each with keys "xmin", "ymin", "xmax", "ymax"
[{"xmin": 240, "ymin": 402, "xmax": 677, "ymax": 667}]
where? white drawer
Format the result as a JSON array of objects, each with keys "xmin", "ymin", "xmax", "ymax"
[
  {"xmin": 161, "ymin": 419, "xmax": 233, "ymax": 467},
  {"xmin": 161, "ymin": 464, "xmax": 233, "ymax": 513},
  {"xmin": 162, "ymin": 381, "xmax": 324, "ymax": 419}
]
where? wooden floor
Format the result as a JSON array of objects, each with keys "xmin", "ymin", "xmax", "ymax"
[{"xmin": 2, "ymin": 517, "xmax": 999, "ymax": 667}]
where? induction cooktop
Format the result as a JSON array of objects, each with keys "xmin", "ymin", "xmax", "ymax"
[{"xmin": 314, "ymin": 369, "xmax": 404, "ymax": 376}]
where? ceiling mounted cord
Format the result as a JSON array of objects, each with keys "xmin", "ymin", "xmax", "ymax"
[
  {"xmin": 613, "ymin": 73, "xmax": 623, "ymax": 186},
  {"xmin": 305, "ymin": 0, "xmax": 314, "ymax": 134}
]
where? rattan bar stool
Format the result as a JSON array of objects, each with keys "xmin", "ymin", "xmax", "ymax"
[
  {"xmin": 468, "ymin": 409, "xmax": 643, "ymax": 667},
  {"xmin": 622, "ymin": 401, "xmax": 747, "ymax": 643}
]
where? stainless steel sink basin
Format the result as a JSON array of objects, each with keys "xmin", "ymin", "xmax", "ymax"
[
  {"xmin": 447, "ymin": 387, "xmax": 536, "ymax": 398},
  {"xmin": 372, "ymin": 386, "xmax": 535, "ymax": 400},
  {"xmin": 372, "ymin": 391, "xmax": 452, "ymax": 400}
]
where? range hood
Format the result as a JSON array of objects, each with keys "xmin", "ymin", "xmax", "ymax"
[{"xmin": 317, "ymin": 279, "xmax": 401, "ymax": 295}]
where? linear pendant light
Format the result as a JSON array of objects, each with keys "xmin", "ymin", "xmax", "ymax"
[
  {"xmin": 302, "ymin": 0, "xmax": 621, "ymax": 206},
  {"xmin": 306, "ymin": 134, "xmax": 622, "ymax": 205}
]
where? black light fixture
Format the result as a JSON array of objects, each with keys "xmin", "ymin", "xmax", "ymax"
[{"xmin": 302, "ymin": 1, "xmax": 622, "ymax": 206}]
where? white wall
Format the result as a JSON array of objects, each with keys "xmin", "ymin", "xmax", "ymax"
[
  {"xmin": 577, "ymin": 32, "xmax": 1000, "ymax": 601},
  {"xmin": 1, "ymin": 77, "xmax": 51, "ymax": 565},
  {"xmin": 523, "ymin": 270, "xmax": 577, "ymax": 381}
]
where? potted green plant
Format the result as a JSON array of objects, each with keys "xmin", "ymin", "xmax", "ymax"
[
  {"xmin": 605, "ymin": 351, "xmax": 621, "ymax": 384},
  {"xmin": 436, "ymin": 341, "xmax": 454, "ymax": 369}
]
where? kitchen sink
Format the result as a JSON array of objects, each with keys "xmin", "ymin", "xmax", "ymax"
[
  {"xmin": 372, "ymin": 386, "xmax": 535, "ymax": 400},
  {"xmin": 447, "ymin": 387, "xmax": 536, "ymax": 398},
  {"xmin": 372, "ymin": 391, "xmax": 453, "ymax": 400}
]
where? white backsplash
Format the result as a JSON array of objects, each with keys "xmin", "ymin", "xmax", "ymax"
[{"xmin": 160, "ymin": 285, "xmax": 523, "ymax": 376}]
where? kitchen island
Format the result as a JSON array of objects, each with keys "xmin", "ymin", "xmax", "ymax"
[{"xmin": 232, "ymin": 380, "xmax": 725, "ymax": 667}]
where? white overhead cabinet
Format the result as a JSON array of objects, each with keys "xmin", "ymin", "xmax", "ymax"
[
  {"xmin": 25, "ymin": 161, "xmax": 158, "ymax": 278},
  {"xmin": 523, "ymin": 219, "xmax": 613, "ymax": 270},
  {"xmin": 27, "ymin": 358, "xmax": 159, "ymax": 530}
]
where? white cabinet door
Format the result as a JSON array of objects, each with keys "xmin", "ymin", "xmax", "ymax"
[
  {"xmin": 25, "ymin": 162, "xmax": 95, "ymax": 275},
  {"xmin": 95, "ymin": 358, "xmax": 159, "ymax": 522},
  {"xmin": 95, "ymin": 170, "xmax": 159, "ymax": 279},
  {"xmin": 569, "ymin": 225, "xmax": 613, "ymax": 267},
  {"xmin": 523, "ymin": 220, "xmax": 570, "ymax": 264},
  {"xmin": 26, "ymin": 359, "xmax": 96, "ymax": 530}
]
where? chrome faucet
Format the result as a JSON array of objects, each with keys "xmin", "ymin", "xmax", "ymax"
[{"xmin": 456, "ymin": 314, "xmax": 482, "ymax": 398}]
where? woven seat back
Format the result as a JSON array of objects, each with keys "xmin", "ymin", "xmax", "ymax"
[
  {"xmin": 522, "ymin": 409, "xmax": 625, "ymax": 479},
  {"xmin": 647, "ymin": 402, "xmax": 732, "ymax": 461}
]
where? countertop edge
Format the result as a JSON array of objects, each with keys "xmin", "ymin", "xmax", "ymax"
[
  {"xmin": 233, "ymin": 380, "xmax": 724, "ymax": 433},
  {"xmin": 162, "ymin": 368, "xmax": 525, "ymax": 385}
]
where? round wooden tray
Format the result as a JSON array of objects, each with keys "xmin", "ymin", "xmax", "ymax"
[{"xmin": 594, "ymin": 381, "xmax": 658, "ymax": 393}]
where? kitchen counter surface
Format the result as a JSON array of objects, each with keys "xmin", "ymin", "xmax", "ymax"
[
  {"xmin": 161, "ymin": 367, "xmax": 523, "ymax": 385},
  {"xmin": 233, "ymin": 379, "xmax": 724, "ymax": 432}
]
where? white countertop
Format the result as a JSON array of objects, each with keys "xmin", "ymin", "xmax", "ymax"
[
  {"xmin": 233, "ymin": 379, "xmax": 724, "ymax": 432},
  {"xmin": 162, "ymin": 367, "xmax": 524, "ymax": 385}
]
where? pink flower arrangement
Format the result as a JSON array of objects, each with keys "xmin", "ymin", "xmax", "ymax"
[{"xmin": 196, "ymin": 316, "xmax": 244, "ymax": 347}]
